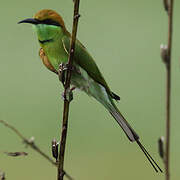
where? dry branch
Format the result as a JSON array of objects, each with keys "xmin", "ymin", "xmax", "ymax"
[
  {"xmin": 0, "ymin": 120, "xmax": 73, "ymax": 180},
  {"xmin": 57, "ymin": 0, "xmax": 80, "ymax": 180},
  {"xmin": 161, "ymin": 1, "xmax": 174, "ymax": 180}
]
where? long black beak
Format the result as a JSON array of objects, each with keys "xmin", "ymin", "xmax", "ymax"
[{"xmin": 18, "ymin": 18, "xmax": 40, "ymax": 25}]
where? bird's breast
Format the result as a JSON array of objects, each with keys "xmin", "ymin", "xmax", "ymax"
[{"xmin": 41, "ymin": 40, "xmax": 68, "ymax": 71}]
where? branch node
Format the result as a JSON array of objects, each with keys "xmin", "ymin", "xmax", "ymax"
[
  {"xmin": 163, "ymin": 0, "xmax": 169, "ymax": 12},
  {"xmin": 0, "ymin": 170, "xmax": 5, "ymax": 180},
  {"xmin": 59, "ymin": 171, "xmax": 65, "ymax": 179},
  {"xmin": 52, "ymin": 139, "xmax": 59, "ymax": 162},
  {"xmin": 70, "ymin": 49, "xmax": 74, "ymax": 53},
  {"xmin": 160, "ymin": 44, "xmax": 169, "ymax": 64},
  {"xmin": 74, "ymin": 14, "xmax": 81, "ymax": 20},
  {"xmin": 63, "ymin": 88, "xmax": 74, "ymax": 102},
  {"xmin": 158, "ymin": 136, "xmax": 165, "ymax": 159},
  {"xmin": 28, "ymin": 136, "xmax": 35, "ymax": 144}
]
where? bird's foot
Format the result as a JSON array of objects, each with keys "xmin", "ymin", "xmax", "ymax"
[
  {"xmin": 58, "ymin": 63, "xmax": 81, "ymax": 86},
  {"xmin": 61, "ymin": 86, "xmax": 76, "ymax": 102},
  {"xmin": 58, "ymin": 63, "xmax": 68, "ymax": 86}
]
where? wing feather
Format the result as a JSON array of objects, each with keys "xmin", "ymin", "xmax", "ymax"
[{"xmin": 62, "ymin": 35, "xmax": 120, "ymax": 100}]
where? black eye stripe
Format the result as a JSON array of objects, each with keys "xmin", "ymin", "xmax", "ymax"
[{"xmin": 35, "ymin": 18, "xmax": 61, "ymax": 26}]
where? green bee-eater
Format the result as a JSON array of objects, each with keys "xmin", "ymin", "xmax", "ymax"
[{"xmin": 18, "ymin": 9, "xmax": 162, "ymax": 172}]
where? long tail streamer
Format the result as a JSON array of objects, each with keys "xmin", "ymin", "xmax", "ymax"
[{"xmin": 136, "ymin": 140, "xmax": 163, "ymax": 173}]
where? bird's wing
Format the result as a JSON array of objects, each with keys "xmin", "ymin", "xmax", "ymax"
[
  {"xmin": 62, "ymin": 35, "xmax": 120, "ymax": 100},
  {"xmin": 39, "ymin": 48, "xmax": 58, "ymax": 74}
]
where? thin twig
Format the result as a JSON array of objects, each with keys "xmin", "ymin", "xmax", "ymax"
[
  {"xmin": 165, "ymin": 1, "xmax": 174, "ymax": 179},
  {"xmin": 57, "ymin": 0, "xmax": 80, "ymax": 180},
  {"xmin": 161, "ymin": 1, "xmax": 174, "ymax": 180},
  {"xmin": 0, "ymin": 120, "xmax": 56, "ymax": 165},
  {"xmin": 0, "ymin": 120, "xmax": 73, "ymax": 180}
]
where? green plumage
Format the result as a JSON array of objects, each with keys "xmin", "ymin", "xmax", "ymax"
[
  {"xmin": 18, "ymin": 11, "xmax": 163, "ymax": 172},
  {"xmin": 34, "ymin": 23, "xmax": 138, "ymax": 142},
  {"xmin": 62, "ymin": 35, "xmax": 120, "ymax": 100}
]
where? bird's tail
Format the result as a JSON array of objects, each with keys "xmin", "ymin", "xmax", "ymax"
[
  {"xmin": 108, "ymin": 102, "xmax": 162, "ymax": 172},
  {"xmin": 87, "ymin": 82, "xmax": 162, "ymax": 172}
]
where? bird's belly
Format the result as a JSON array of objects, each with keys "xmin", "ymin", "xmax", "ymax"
[
  {"xmin": 70, "ymin": 69, "xmax": 111, "ymax": 108},
  {"xmin": 70, "ymin": 70, "xmax": 91, "ymax": 93}
]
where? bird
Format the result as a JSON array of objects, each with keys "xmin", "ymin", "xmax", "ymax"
[{"xmin": 18, "ymin": 9, "xmax": 162, "ymax": 172}]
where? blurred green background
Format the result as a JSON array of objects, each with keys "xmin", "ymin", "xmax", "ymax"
[{"xmin": 0, "ymin": 0, "xmax": 180, "ymax": 179}]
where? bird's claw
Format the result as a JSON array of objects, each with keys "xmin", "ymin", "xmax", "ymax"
[{"xmin": 58, "ymin": 63, "xmax": 68, "ymax": 86}]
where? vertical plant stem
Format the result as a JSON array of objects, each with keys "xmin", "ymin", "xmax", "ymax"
[
  {"xmin": 57, "ymin": 1, "xmax": 80, "ymax": 180},
  {"xmin": 165, "ymin": 1, "xmax": 174, "ymax": 180}
]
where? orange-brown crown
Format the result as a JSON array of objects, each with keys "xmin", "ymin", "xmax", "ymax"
[{"xmin": 34, "ymin": 9, "xmax": 66, "ymax": 30}]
